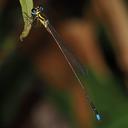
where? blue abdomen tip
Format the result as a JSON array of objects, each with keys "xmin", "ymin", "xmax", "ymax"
[{"xmin": 96, "ymin": 114, "xmax": 101, "ymax": 121}]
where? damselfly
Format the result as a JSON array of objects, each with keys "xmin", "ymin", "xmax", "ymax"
[{"xmin": 30, "ymin": 5, "xmax": 102, "ymax": 121}]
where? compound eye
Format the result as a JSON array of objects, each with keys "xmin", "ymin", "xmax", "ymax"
[
  {"xmin": 39, "ymin": 5, "xmax": 44, "ymax": 12},
  {"xmin": 31, "ymin": 8, "xmax": 37, "ymax": 16}
]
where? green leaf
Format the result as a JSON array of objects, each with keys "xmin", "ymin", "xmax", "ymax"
[{"xmin": 19, "ymin": 0, "xmax": 33, "ymax": 41}]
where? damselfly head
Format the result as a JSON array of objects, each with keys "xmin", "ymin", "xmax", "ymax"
[
  {"xmin": 31, "ymin": 8, "xmax": 37, "ymax": 16},
  {"xmin": 31, "ymin": 6, "xmax": 44, "ymax": 17},
  {"xmin": 38, "ymin": 5, "xmax": 44, "ymax": 12}
]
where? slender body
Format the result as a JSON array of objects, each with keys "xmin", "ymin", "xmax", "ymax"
[{"xmin": 31, "ymin": 6, "xmax": 101, "ymax": 121}]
